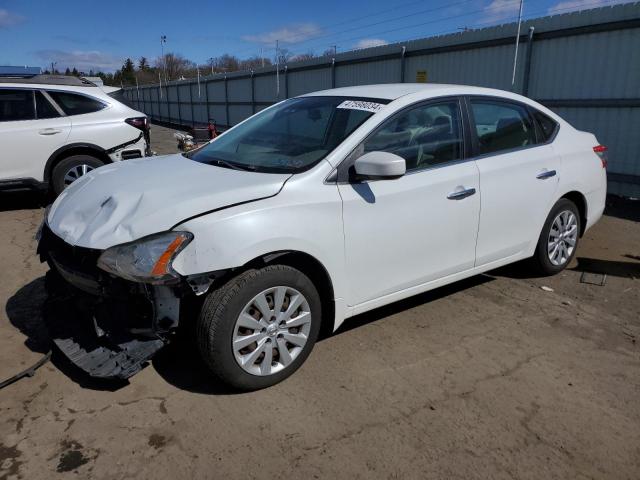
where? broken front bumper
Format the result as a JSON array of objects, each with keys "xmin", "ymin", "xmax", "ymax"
[{"xmin": 38, "ymin": 225, "xmax": 185, "ymax": 379}]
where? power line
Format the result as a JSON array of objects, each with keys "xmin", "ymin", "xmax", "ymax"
[
  {"xmin": 285, "ymin": 0, "xmax": 525, "ymax": 54},
  {"xmin": 283, "ymin": 0, "xmax": 624, "ymax": 59},
  {"xmin": 223, "ymin": 0, "xmax": 481, "ymax": 59}
]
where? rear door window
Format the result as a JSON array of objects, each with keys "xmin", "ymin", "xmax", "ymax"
[
  {"xmin": 470, "ymin": 99, "xmax": 536, "ymax": 155},
  {"xmin": 47, "ymin": 91, "xmax": 107, "ymax": 115},
  {"xmin": 0, "ymin": 89, "xmax": 35, "ymax": 121}
]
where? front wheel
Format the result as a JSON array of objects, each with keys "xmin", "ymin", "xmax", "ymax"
[
  {"xmin": 197, "ymin": 265, "xmax": 321, "ymax": 391},
  {"xmin": 532, "ymin": 198, "xmax": 581, "ymax": 275}
]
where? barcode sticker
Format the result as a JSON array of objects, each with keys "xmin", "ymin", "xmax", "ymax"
[{"xmin": 337, "ymin": 100, "xmax": 385, "ymax": 113}]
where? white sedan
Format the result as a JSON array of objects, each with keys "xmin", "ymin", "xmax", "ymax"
[{"xmin": 39, "ymin": 84, "xmax": 607, "ymax": 390}]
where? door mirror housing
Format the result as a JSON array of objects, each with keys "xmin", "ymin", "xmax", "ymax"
[{"xmin": 353, "ymin": 151, "xmax": 406, "ymax": 180}]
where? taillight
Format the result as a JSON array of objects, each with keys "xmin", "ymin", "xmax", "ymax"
[
  {"xmin": 125, "ymin": 117, "xmax": 149, "ymax": 131},
  {"xmin": 593, "ymin": 145, "xmax": 607, "ymax": 168}
]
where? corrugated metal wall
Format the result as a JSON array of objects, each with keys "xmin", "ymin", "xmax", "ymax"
[{"xmin": 124, "ymin": 2, "xmax": 640, "ymax": 196}]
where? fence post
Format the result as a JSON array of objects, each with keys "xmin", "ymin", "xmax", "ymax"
[
  {"xmin": 251, "ymin": 71, "xmax": 255, "ymax": 114},
  {"xmin": 224, "ymin": 75, "xmax": 229, "ymax": 128},
  {"xmin": 188, "ymin": 80, "xmax": 195, "ymax": 127},
  {"xmin": 331, "ymin": 58, "xmax": 336, "ymax": 88},
  {"xmin": 204, "ymin": 77, "xmax": 210, "ymax": 123},
  {"xmin": 176, "ymin": 82, "xmax": 182, "ymax": 127},
  {"xmin": 400, "ymin": 46, "xmax": 406, "ymax": 83},
  {"xmin": 522, "ymin": 26, "xmax": 535, "ymax": 96},
  {"xmin": 284, "ymin": 66, "xmax": 289, "ymax": 98}
]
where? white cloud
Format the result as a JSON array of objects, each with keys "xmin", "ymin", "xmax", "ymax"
[
  {"xmin": 353, "ymin": 38, "xmax": 388, "ymax": 49},
  {"xmin": 0, "ymin": 8, "xmax": 24, "ymax": 28},
  {"xmin": 548, "ymin": 0, "xmax": 625, "ymax": 14},
  {"xmin": 35, "ymin": 50, "xmax": 123, "ymax": 72},
  {"xmin": 242, "ymin": 23, "xmax": 322, "ymax": 45},
  {"xmin": 481, "ymin": 0, "xmax": 522, "ymax": 24}
]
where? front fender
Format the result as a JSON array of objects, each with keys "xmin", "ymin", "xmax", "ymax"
[{"xmin": 170, "ymin": 186, "xmax": 347, "ymax": 304}]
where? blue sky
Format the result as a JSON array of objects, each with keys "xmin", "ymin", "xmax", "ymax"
[{"xmin": 0, "ymin": 0, "xmax": 631, "ymax": 72}]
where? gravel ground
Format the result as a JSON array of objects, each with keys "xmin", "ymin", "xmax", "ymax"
[{"xmin": 0, "ymin": 124, "xmax": 639, "ymax": 479}]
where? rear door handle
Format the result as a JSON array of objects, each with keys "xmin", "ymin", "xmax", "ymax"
[
  {"xmin": 447, "ymin": 187, "xmax": 476, "ymax": 200},
  {"xmin": 38, "ymin": 128, "xmax": 62, "ymax": 136},
  {"xmin": 536, "ymin": 169, "xmax": 556, "ymax": 180}
]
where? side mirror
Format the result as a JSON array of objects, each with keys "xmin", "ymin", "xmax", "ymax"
[{"xmin": 354, "ymin": 151, "xmax": 406, "ymax": 180}]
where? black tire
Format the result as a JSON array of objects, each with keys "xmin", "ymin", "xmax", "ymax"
[
  {"xmin": 532, "ymin": 198, "xmax": 581, "ymax": 276},
  {"xmin": 51, "ymin": 154, "xmax": 105, "ymax": 195},
  {"xmin": 197, "ymin": 265, "xmax": 322, "ymax": 391}
]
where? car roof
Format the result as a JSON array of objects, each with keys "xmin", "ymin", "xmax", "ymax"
[
  {"xmin": 301, "ymin": 83, "xmax": 522, "ymax": 101},
  {"xmin": 0, "ymin": 74, "xmax": 97, "ymax": 87}
]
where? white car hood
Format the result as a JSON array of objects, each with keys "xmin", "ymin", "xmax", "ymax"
[{"xmin": 47, "ymin": 154, "xmax": 290, "ymax": 249}]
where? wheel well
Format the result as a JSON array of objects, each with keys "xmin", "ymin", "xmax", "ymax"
[
  {"xmin": 44, "ymin": 146, "xmax": 111, "ymax": 183},
  {"xmin": 561, "ymin": 191, "xmax": 588, "ymax": 236},
  {"xmin": 243, "ymin": 251, "xmax": 336, "ymax": 338}
]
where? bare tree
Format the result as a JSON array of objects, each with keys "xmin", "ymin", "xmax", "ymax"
[
  {"xmin": 291, "ymin": 52, "xmax": 315, "ymax": 62},
  {"xmin": 240, "ymin": 56, "xmax": 273, "ymax": 71},
  {"xmin": 154, "ymin": 53, "xmax": 195, "ymax": 81}
]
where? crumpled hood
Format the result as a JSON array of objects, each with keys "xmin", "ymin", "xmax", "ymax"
[{"xmin": 47, "ymin": 154, "xmax": 290, "ymax": 249}]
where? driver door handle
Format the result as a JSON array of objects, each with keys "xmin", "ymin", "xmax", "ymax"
[
  {"xmin": 38, "ymin": 128, "xmax": 62, "ymax": 135},
  {"xmin": 447, "ymin": 187, "xmax": 476, "ymax": 200},
  {"xmin": 536, "ymin": 169, "xmax": 556, "ymax": 180}
]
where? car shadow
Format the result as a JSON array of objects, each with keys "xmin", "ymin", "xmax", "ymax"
[
  {"xmin": 572, "ymin": 256, "xmax": 640, "ymax": 279},
  {"xmin": 604, "ymin": 194, "xmax": 640, "ymax": 223},
  {"xmin": 6, "ymin": 277, "xmax": 128, "ymax": 392},
  {"xmin": 329, "ymin": 274, "xmax": 494, "ymax": 338},
  {"xmin": 0, "ymin": 191, "xmax": 48, "ymax": 212}
]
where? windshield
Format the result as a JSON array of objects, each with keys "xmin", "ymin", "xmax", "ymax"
[{"xmin": 186, "ymin": 96, "xmax": 389, "ymax": 173}]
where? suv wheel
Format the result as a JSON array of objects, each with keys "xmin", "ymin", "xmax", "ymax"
[
  {"xmin": 51, "ymin": 154, "xmax": 104, "ymax": 195},
  {"xmin": 197, "ymin": 265, "xmax": 321, "ymax": 391},
  {"xmin": 532, "ymin": 198, "xmax": 581, "ymax": 275}
]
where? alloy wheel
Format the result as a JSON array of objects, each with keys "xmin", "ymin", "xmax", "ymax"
[
  {"xmin": 232, "ymin": 286, "xmax": 312, "ymax": 376},
  {"xmin": 547, "ymin": 210, "xmax": 578, "ymax": 266},
  {"xmin": 63, "ymin": 164, "xmax": 95, "ymax": 186}
]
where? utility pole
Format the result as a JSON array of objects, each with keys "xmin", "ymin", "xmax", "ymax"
[
  {"xmin": 160, "ymin": 35, "xmax": 167, "ymax": 82},
  {"xmin": 209, "ymin": 57, "xmax": 215, "ymax": 75},
  {"xmin": 511, "ymin": 0, "xmax": 524, "ymax": 88},
  {"xmin": 50, "ymin": 61, "xmax": 56, "ymax": 74},
  {"xmin": 275, "ymin": 40, "xmax": 280, "ymax": 100},
  {"xmin": 260, "ymin": 47, "xmax": 265, "ymax": 68},
  {"xmin": 330, "ymin": 45, "xmax": 337, "ymax": 56}
]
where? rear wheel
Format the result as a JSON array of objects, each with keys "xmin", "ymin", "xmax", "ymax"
[
  {"xmin": 51, "ymin": 154, "xmax": 104, "ymax": 195},
  {"xmin": 532, "ymin": 198, "xmax": 581, "ymax": 275},
  {"xmin": 197, "ymin": 265, "xmax": 321, "ymax": 391}
]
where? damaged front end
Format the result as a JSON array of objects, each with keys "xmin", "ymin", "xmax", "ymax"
[{"xmin": 38, "ymin": 225, "xmax": 217, "ymax": 380}]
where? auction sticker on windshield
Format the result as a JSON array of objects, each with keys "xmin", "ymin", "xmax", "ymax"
[{"xmin": 337, "ymin": 100, "xmax": 385, "ymax": 113}]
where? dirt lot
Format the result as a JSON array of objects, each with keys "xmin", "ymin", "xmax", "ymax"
[{"xmin": 1, "ymin": 125, "xmax": 639, "ymax": 479}]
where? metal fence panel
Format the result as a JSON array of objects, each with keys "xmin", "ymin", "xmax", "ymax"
[
  {"xmin": 335, "ymin": 59, "xmax": 401, "ymax": 87},
  {"xmin": 254, "ymin": 74, "xmax": 277, "ymax": 103},
  {"xmin": 528, "ymin": 28, "xmax": 640, "ymax": 99},
  {"xmin": 288, "ymin": 68, "xmax": 332, "ymax": 97},
  {"xmin": 405, "ymin": 44, "xmax": 519, "ymax": 91},
  {"xmin": 228, "ymin": 77, "xmax": 252, "ymax": 102}
]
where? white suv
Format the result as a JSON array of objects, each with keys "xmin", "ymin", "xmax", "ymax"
[
  {"xmin": 39, "ymin": 84, "xmax": 607, "ymax": 390},
  {"xmin": 0, "ymin": 74, "xmax": 150, "ymax": 195}
]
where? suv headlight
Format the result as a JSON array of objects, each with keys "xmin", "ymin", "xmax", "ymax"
[{"xmin": 97, "ymin": 231, "xmax": 193, "ymax": 284}]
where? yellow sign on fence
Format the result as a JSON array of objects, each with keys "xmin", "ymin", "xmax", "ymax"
[{"xmin": 416, "ymin": 70, "xmax": 428, "ymax": 83}]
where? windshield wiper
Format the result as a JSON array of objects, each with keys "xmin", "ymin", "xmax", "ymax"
[{"xmin": 209, "ymin": 158, "xmax": 257, "ymax": 172}]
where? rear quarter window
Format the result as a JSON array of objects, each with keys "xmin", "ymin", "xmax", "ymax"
[
  {"xmin": 533, "ymin": 110, "xmax": 558, "ymax": 142},
  {"xmin": 47, "ymin": 91, "xmax": 107, "ymax": 115}
]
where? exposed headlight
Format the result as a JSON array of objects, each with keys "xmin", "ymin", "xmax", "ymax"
[{"xmin": 97, "ymin": 231, "xmax": 193, "ymax": 284}]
